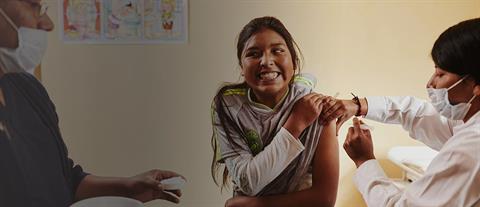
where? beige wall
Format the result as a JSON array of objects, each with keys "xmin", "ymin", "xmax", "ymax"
[{"xmin": 42, "ymin": 1, "xmax": 479, "ymax": 206}]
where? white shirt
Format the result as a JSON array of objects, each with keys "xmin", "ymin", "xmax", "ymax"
[{"xmin": 354, "ymin": 96, "xmax": 480, "ymax": 207}]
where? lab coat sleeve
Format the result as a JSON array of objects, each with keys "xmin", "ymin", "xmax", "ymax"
[
  {"xmin": 365, "ymin": 96, "xmax": 458, "ymax": 150},
  {"xmin": 354, "ymin": 145, "xmax": 480, "ymax": 207}
]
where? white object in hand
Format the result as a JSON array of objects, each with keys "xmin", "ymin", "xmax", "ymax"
[
  {"xmin": 160, "ymin": 177, "xmax": 186, "ymax": 190},
  {"xmin": 350, "ymin": 123, "xmax": 375, "ymax": 131}
]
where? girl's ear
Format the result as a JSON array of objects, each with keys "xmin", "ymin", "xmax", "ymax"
[{"xmin": 240, "ymin": 65, "xmax": 245, "ymax": 76}]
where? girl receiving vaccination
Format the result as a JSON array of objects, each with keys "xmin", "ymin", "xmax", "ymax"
[{"xmin": 211, "ymin": 16, "xmax": 339, "ymax": 207}]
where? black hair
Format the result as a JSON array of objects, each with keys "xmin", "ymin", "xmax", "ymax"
[
  {"xmin": 236, "ymin": 16, "xmax": 302, "ymax": 70},
  {"xmin": 431, "ymin": 18, "xmax": 480, "ymax": 84}
]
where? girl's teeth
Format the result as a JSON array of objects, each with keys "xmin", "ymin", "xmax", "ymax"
[{"xmin": 260, "ymin": 72, "xmax": 279, "ymax": 80}]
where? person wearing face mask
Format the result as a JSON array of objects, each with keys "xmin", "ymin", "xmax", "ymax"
[
  {"xmin": 0, "ymin": 0, "xmax": 184, "ymax": 206},
  {"xmin": 0, "ymin": 7, "xmax": 46, "ymax": 74},
  {"xmin": 320, "ymin": 18, "xmax": 480, "ymax": 206}
]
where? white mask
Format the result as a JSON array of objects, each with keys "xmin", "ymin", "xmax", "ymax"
[
  {"xmin": 427, "ymin": 76, "xmax": 477, "ymax": 120},
  {"xmin": 0, "ymin": 8, "xmax": 48, "ymax": 74}
]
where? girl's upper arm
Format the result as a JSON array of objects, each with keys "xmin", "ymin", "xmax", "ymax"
[{"xmin": 311, "ymin": 120, "xmax": 339, "ymax": 204}]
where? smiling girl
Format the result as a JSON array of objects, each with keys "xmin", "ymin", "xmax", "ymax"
[{"xmin": 211, "ymin": 16, "xmax": 339, "ymax": 207}]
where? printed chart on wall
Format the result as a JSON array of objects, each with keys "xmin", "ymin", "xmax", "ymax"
[{"xmin": 60, "ymin": 0, "xmax": 188, "ymax": 44}]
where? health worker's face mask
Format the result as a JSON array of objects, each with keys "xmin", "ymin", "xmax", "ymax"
[
  {"xmin": 0, "ymin": 8, "xmax": 48, "ymax": 74},
  {"xmin": 427, "ymin": 76, "xmax": 476, "ymax": 120}
]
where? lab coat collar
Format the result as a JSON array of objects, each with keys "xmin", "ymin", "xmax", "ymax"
[{"xmin": 453, "ymin": 110, "xmax": 480, "ymax": 133}]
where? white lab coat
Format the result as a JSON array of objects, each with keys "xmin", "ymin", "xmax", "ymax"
[{"xmin": 354, "ymin": 96, "xmax": 480, "ymax": 207}]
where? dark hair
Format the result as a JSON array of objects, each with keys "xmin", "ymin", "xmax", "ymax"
[
  {"xmin": 431, "ymin": 18, "xmax": 480, "ymax": 84},
  {"xmin": 210, "ymin": 82, "xmax": 248, "ymax": 190},
  {"xmin": 211, "ymin": 16, "xmax": 303, "ymax": 189},
  {"xmin": 237, "ymin": 16, "xmax": 302, "ymax": 70}
]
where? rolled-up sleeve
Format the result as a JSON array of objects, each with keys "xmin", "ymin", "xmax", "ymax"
[{"xmin": 68, "ymin": 158, "xmax": 89, "ymax": 197}]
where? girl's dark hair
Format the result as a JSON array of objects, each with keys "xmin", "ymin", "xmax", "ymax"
[
  {"xmin": 431, "ymin": 18, "xmax": 480, "ymax": 84},
  {"xmin": 211, "ymin": 16, "xmax": 303, "ymax": 189},
  {"xmin": 237, "ymin": 16, "xmax": 302, "ymax": 70}
]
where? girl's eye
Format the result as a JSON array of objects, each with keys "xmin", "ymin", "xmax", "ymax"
[
  {"xmin": 273, "ymin": 48, "xmax": 285, "ymax": 53},
  {"xmin": 246, "ymin": 51, "xmax": 260, "ymax": 57}
]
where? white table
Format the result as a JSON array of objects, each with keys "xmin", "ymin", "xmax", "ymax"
[{"xmin": 387, "ymin": 146, "xmax": 438, "ymax": 188}]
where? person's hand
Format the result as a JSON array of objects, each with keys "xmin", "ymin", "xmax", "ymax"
[
  {"xmin": 343, "ymin": 118, "xmax": 375, "ymax": 168},
  {"xmin": 225, "ymin": 196, "xmax": 261, "ymax": 207},
  {"xmin": 320, "ymin": 99, "xmax": 359, "ymax": 134},
  {"xmin": 124, "ymin": 169, "xmax": 184, "ymax": 203},
  {"xmin": 284, "ymin": 92, "xmax": 325, "ymax": 138}
]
